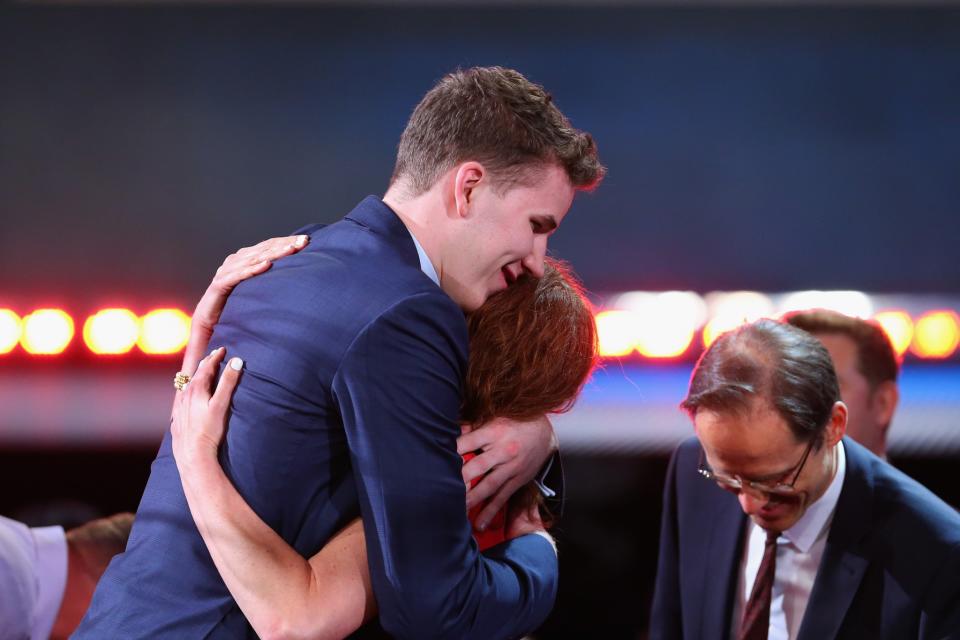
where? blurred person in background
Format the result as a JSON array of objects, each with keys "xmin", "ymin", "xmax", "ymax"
[
  {"xmin": 0, "ymin": 512, "xmax": 132, "ymax": 640},
  {"xmin": 651, "ymin": 319, "xmax": 960, "ymax": 640},
  {"xmin": 167, "ymin": 255, "xmax": 597, "ymax": 638},
  {"xmin": 785, "ymin": 309, "xmax": 899, "ymax": 459}
]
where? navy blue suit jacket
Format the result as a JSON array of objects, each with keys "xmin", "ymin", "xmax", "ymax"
[
  {"xmin": 650, "ymin": 436, "xmax": 960, "ymax": 640},
  {"xmin": 76, "ymin": 197, "xmax": 558, "ymax": 639}
]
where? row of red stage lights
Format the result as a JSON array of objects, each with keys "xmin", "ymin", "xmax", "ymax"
[
  {"xmin": 0, "ymin": 308, "xmax": 190, "ymax": 355},
  {"xmin": 2, "ymin": 307, "xmax": 959, "ymax": 361},
  {"xmin": 595, "ymin": 308, "xmax": 960, "ymax": 360}
]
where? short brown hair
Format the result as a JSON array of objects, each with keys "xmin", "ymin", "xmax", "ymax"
[
  {"xmin": 392, "ymin": 66, "xmax": 605, "ymax": 195},
  {"xmin": 461, "ymin": 257, "xmax": 598, "ymax": 426},
  {"xmin": 681, "ymin": 319, "xmax": 840, "ymax": 445},
  {"xmin": 784, "ymin": 309, "xmax": 900, "ymax": 389}
]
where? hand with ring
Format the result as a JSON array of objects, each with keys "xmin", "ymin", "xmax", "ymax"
[{"xmin": 173, "ymin": 234, "xmax": 309, "ymax": 395}]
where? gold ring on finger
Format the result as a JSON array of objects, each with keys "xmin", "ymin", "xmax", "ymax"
[{"xmin": 174, "ymin": 372, "xmax": 191, "ymax": 392}]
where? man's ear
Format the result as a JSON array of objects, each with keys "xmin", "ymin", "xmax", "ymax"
[
  {"xmin": 825, "ymin": 401, "xmax": 848, "ymax": 447},
  {"xmin": 871, "ymin": 380, "xmax": 899, "ymax": 433},
  {"xmin": 453, "ymin": 162, "xmax": 486, "ymax": 219}
]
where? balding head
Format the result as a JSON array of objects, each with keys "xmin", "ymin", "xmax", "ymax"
[{"xmin": 682, "ymin": 318, "xmax": 841, "ymax": 446}]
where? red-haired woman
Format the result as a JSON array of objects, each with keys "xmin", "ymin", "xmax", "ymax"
[{"xmin": 170, "ymin": 236, "xmax": 597, "ymax": 639}]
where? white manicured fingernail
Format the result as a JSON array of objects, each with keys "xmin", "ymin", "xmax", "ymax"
[
  {"xmin": 295, "ymin": 235, "xmax": 308, "ymax": 248},
  {"xmin": 229, "ymin": 357, "xmax": 243, "ymax": 371}
]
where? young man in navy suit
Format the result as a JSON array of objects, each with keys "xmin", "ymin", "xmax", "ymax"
[
  {"xmin": 651, "ymin": 319, "xmax": 960, "ymax": 640},
  {"xmin": 76, "ymin": 67, "xmax": 604, "ymax": 638}
]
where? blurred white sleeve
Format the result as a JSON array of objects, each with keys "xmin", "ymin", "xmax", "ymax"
[{"xmin": 0, "ymin": 515, "xmax": 67, "ymax": 640}]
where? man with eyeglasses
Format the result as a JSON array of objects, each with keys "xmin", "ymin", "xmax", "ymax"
[{"xmin": 650, "ymin": 319, "xmax": 960, "ymax": 640}]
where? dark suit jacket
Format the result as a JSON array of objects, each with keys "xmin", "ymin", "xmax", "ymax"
[
  {"xmin": 650, "ymin": 436, "xmax": 960, "ymax": 640},
  {"xmin": 76, "ymin": 197, "xmax": 558, "ymax": 639}
]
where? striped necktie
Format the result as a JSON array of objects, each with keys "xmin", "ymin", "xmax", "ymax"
[{"xmin": 738, "ymin": 528, "xmax": 780, "ymax": 640}]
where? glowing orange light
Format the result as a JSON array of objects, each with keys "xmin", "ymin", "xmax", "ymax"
[
  {"xmin": 609, "ymin": 292, "xmax": 703, "ymax": 360},
  {"xmin": 636, "ymin": 317, "xmax": 695, "ymax": 359},
  {"xmin": 911, "ymin": 310, "xmax": 960, "ymax": 359},
  {"xmin": 21, "ymin": 309, "xmax": 75, "ymax": 355},
  {"xmin": 702, "ymin": 291, "xmax": 774, "ymax": 348},
  {"xmin": 138, "ymin": 308, "xmax": 191, "ymax": 355},
  {"xmin": 0, "ymin": 309, "xmax": 22, "ymax": 354},
  {"xmin": 779, "ymin": 290, "xmax": 873, "ymax": 319},
  {"xmin": 873, "ymin": 310, "xmax": 914, "ymax": 357},
  {"xmin": 83, "ymin": 308, "xmax": 140, "ymax": 355},
  {"xmin": 702, "ymin": 316, "xmax": 751, "ymax": 349},
  {"xmin": 595, "ymin": 310, "xmax": 639, "ymax": 357}
]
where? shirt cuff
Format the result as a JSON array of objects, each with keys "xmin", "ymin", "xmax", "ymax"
[{"xmin": 31, "ymin": 525, "xmax": 68, "ymax": 640}]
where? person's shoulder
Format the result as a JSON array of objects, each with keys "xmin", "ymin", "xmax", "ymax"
[
  {"xmin": 874, "ymin": 463, "xmax": 960, "ymax": 542},
  {"xmin": 290, "ymin": 201, "xmax": 433, "ymax": 290},
  {"xmin": 846, "ymin": 441, "xmax": 960, "ymax": 551},
  {"xmin": 667, "ymin": 437, "xmax": 713, "ymax": 499},
  {"xmin": 329, "ymin": 290, "xmax": 468, "ymax": 392},
  {"xmin": 235, "ymin": 204, "xmax": 437, "ymax": 318},
  {"xmin": 845, "ymin": 446, "xmax": 960, "ymax": 616},
  {"xmin": 357, "ymin": 288, "xmax": 467, "ymax": 349},
  {"xmin": 672, "ymin": 437, "xmax": 703, "ymax": 470}
]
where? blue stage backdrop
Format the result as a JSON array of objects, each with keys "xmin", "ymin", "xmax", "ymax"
[{"xmin": 2, "ymin": 5, "xmax": 959, "ymax": 307}]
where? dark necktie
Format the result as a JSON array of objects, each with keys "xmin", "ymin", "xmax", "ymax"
[{"xmin": 738, "ymin": 528, "xmax": 780, "ymax": 640}]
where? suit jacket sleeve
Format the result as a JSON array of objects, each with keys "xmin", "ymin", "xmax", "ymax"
[
  {"xmin": 650, "ymin": 444, "xmax": 685, "ymax": 640},
  {"xmin": 332, "ymin": 292, "xmax": 558, "ymax": 640}
]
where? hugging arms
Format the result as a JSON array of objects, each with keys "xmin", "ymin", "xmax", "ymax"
[{"xmin": 169, "ymin": 235, "xmax": 596, "ymax": 638}]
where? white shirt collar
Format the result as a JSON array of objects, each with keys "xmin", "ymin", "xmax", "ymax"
[
  {"xmin": 781, "ymin": 439, "xmax": 846, "ymax": 553},
  {"xmin": 407, "ymin": 228, "xmax": 440, "ymax": 287}
]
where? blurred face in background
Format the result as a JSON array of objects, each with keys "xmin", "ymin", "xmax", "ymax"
[{"xmin": 814, "ymin": 332, "xmax": 897, "ymax": 458}]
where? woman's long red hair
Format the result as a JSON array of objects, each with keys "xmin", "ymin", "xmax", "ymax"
[{"xmin": 461, "ymin": 257, "xmax": 598, "ymax": 426}]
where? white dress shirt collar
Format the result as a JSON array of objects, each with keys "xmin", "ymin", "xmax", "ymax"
[
  {"xmin": 407, "ymin": 228, "xmax": 440, "ymax": 287},
  {"xmin": 782, "ymin": 439, "xmax": 847, "ymax": 553}
]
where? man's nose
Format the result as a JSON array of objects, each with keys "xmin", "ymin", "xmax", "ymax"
[
  {"xmin": 521, "ymin": 237, "xmax": 547, "ymax": 278},
  {"xmin": 738, "ymin": 489, "xmax": 769, "ymax": 515}
]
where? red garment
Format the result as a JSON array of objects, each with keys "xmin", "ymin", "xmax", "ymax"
[{"xmin": 462, "ymin": 452, "xmax": 507, "ymax": 551}]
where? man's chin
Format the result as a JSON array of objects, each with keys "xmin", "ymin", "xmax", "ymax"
[
  {"xmin": 441, "ymin": 282, "xmax": 484, "ymax": 313},
  {"xmin": 751, "ymin": 513, "xmax": 789, "ymax": 531},
  {"xmin": 457, "ymin": 298, "xmax": 483, "ymax": 313},
  {"xmin": 454, "ymin": 293, "xmax": 486, "ymax": 313},
  {"xmin": 749, "ymin": 501, "xmax": 804, "ymax": 532},
  {"xmin": 481, "ymin": 280, "xmax": 509, "ymax": 303}
]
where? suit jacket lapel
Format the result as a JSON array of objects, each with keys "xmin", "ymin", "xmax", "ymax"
[
  {"xmin": 797, "ymin": 439, "xmax": 873, "ymax": 640},
  {"xmin": 693, "ymin": 486, "xmax": 746, "ymax": 640}
]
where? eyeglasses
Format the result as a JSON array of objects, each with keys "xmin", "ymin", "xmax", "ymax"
[{"xmin": 697, "ymin": 438, "xmax": 815, "ymax": 498}]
